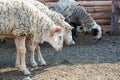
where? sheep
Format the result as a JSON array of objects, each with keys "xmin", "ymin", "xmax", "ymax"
[
  {"xmin": 30, "ymin": 0, "xmax": 75, "ymax": 45},
  {"xmin": 54, "ymin": 0, "xmax": 102, "ymax": 41},
  {"xmin": 23, "ymin": 0, "xmax": 75, "ymax": 67},
  {"xmin": 0, "ymin": 0, "xmax": 63, "ymax": 75}
]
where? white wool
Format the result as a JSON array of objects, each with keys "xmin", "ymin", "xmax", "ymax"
[
  {"xmin": 28, "ymin": 0, "xmax": 74, "ymax": 45},
  {"xmin": 0, "ymin": 0, "xmax": 55, "ymax": 41},
  {"xmin": 28, "ymin": 0, "xmax": 72, "ymax": 29}
]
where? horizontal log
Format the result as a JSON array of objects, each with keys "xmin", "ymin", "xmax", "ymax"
[
  {"xmin": 78, "ymin": 1, "xmax": 112, "ymax": 6},
  {"xmin": 75, "ymin": 0, "xmax": 111, "ymax": 1},
  {"xmin": 46, "ymin": 1, "xmax": 112, "ymax": 9},
  {"xmin": 89, "ymin": 12, "xmax": 112, "ymax": 20},
  {"xmin": 96, "ymin": 19, "xmax": 111, "ymax": 25},
  {"xmin": 101, "ymin": 25, "xmax": 111, "ymax": 34},
  {"xmin": 45, "ymin": 1, "xmax": 112, "ymax": 7},
  {"xmin": 101, "ymin": 25, "xmax": 120, "ymax": 35},
  {"xmin": 45, "ymin": 0, "xmax": 112, "ymax": 2},
  {"xmin": 101, "ymin": 25, "xmax": 111, "ymax": 30},
  {"xmin": 85, "ymin": 6, "xmax": 112, "ymax": 13},
  {"xmin": 85, "ymin": 5, "xmax": 112, "ymax": 9},
  {"xmin": 45, "ymin": 0, "xmax": 57, "ymax": 2},
  {"xmin": 49, "ymin": 6, "xmax": 112, "ymax": 13}
]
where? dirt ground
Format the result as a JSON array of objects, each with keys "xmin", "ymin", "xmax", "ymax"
[{"xmin": 0, "ymin": 34, "xmax": 120, "ymax": 80}]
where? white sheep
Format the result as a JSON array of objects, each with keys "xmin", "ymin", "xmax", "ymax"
[
  {"xmin": 54, "ymin": 0, "xmax": 102, "ymax": 41},
  {"xmin": 0, "ymin": 0, "xmax": 63, "ymax": 75},
  {"xmin": 30, "ymin": 0, "xmax": 75, "ymax": 45},
  {"xmin": 23, "ymin": 0, "xmax": 75, "ymax": 67}
]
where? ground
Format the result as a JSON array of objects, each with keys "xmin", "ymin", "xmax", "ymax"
[{"xmin": 0, "ymin": 34, "xmax": 120, "ymax": 80}]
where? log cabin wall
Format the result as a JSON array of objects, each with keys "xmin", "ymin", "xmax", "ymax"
[{"xmin": 43, "ymin": 0, "xmax": 120, "ymax": 34}]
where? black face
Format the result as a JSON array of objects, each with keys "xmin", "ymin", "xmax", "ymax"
[
  {"xmin": 70, "ymin": 22, "xmax": 80, "ymax": 42},
  {"xmin": 92, "ymin": 28, "xmax": 99, "ymax": 36},
  {"xmin": 65, "ymin": 18, "xmax": 69, "ymax": 22}
]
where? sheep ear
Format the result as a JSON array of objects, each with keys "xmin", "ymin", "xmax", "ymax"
[
  {"xmin": 50, "ymin": 26, "xmax": 62, "ymax": 36},
  {"xmin": 65, "ymin": 26, "xmax": 74, "ymax": 30},
  {"xmin": 70, "ymin": 26, "xmax": 74, "ymax": 30}
]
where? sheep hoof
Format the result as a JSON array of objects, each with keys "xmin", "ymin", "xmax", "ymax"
[
  {"xmin": 41, "ymin": 63, "xmax": 47, "ymax": 66},
  {"xmin": 17, "ymin": 65, "xmax": 31, "ymax": 76},
  {"xmin": 41, "ymin": 61, "xmax": 47, "ymax": 66},
  {"xmin": 72, "ymin": 40, "xmax": 75, "ymax": 45},
  {"xmin": 23, "ymin": 69, "xmax": 31, "ymax": 76},
  {"xmin": 31, "ymin": 62, "xmax": 38, "ymax": 67},
  {"xmin": 25, "ymin": 73, "xmax": 32, "ymax": 77}
]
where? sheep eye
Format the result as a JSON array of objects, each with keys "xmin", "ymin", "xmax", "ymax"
[
  {"xmin": 45, "ymin": 27, "xmax": 49, "ymax": 31},
  {"xmin": 65, "ymin": 27, "xmax": 68, "ymax": 30},
  {"xmin": 69, "ymin": 28, "xmax": 72, "ymax": 30}
]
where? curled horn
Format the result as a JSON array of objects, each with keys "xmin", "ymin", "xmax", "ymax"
[{"xmin": 50, "ymin": 26, "xmax": 62, "ymax": 36}]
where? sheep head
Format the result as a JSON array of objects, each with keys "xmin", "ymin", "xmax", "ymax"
[{"xmin": 41, "ymin": 25, "xmax": 63, "ymax": 51}]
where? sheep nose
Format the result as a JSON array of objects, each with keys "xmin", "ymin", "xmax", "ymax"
[
  {"xmin": 72, "ymin": 40, "xmax": 75, "ymax": 45},
  {"xmin": 97, "ymin": 38, "xmax": 102, "ymax": 41},
  {"xmin": 59, "ymin": 36, "xmax": 62, "ymax": 40}
]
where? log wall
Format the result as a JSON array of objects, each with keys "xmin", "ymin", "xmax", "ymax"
[
  {"xmin": 43, "ymin": 0, "xmax": 120, "ymax": 34},
  {"xmin": 44, "ymin": 0, "xmax": 112, "ymax": 2}
]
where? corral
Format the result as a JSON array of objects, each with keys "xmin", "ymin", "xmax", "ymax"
[{"xmin": 0, "ymin": 0, "xmax": 120, "ymax": 80}]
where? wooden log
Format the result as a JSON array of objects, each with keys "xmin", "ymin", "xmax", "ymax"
[
  {"xmin": 96, "ymin": 19, "xmax": 111, "ymax": 25},
  {"xmin": 89, "ymin": 12, "xmax": 112, "ymax": 20},
  {"xmin": 85, "ymin": 6, "xmax": 112, "ymax": 13},
  {"xmin": 75, "ymin": 0, "xmax": 111, "ymax": 1},
  {"xmin": 45, "ymin": 0, "xmax": 112, "ymax": 1},
  {"xmin": 45, "ymin": 0, "xmax": 112, "ymax": 2},
  {"xmin": 46, "ymin": 1, "xmax": 112, "ymax": 9},
  {"xmin": 78, "ymin": 1, "xmax": 112, "ymax": 7},
  {"xmin": 85, "ymin": 6, "xmax": 112, "ymax": 9},
  {"xmin": 45, "ymin": 0, "xmax": 58, "ymax": 2},
  {"xmin": 101, "ymin": 25, "xmax": 112, "ymax": 34},
  {"xmin": 101, "ymin": 25, "xmax": 111, "ymax": 31},
  {"xmin": 102, "ymin": 26, "xmax": 120, "ymax": 35}
]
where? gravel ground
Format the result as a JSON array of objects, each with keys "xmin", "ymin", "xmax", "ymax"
[{"xmin": 0, "ymin": 35, "xmax": 120, "ymax": 80}]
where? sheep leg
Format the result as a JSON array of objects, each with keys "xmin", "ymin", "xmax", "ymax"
[
  {"xmin": 15, "ymin": 45, "xmax": 20, "ymax": 68},
  {"xmin": 36, "ymin": 45, "xmax": 46, "ymax": 66},
  {"xmin": 29, "ymin": 43, "xmax": 37, "ymax": 67},
  {"xmin": 15, "ymin": 36, "xmax": 30, "ymax": 76}
]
